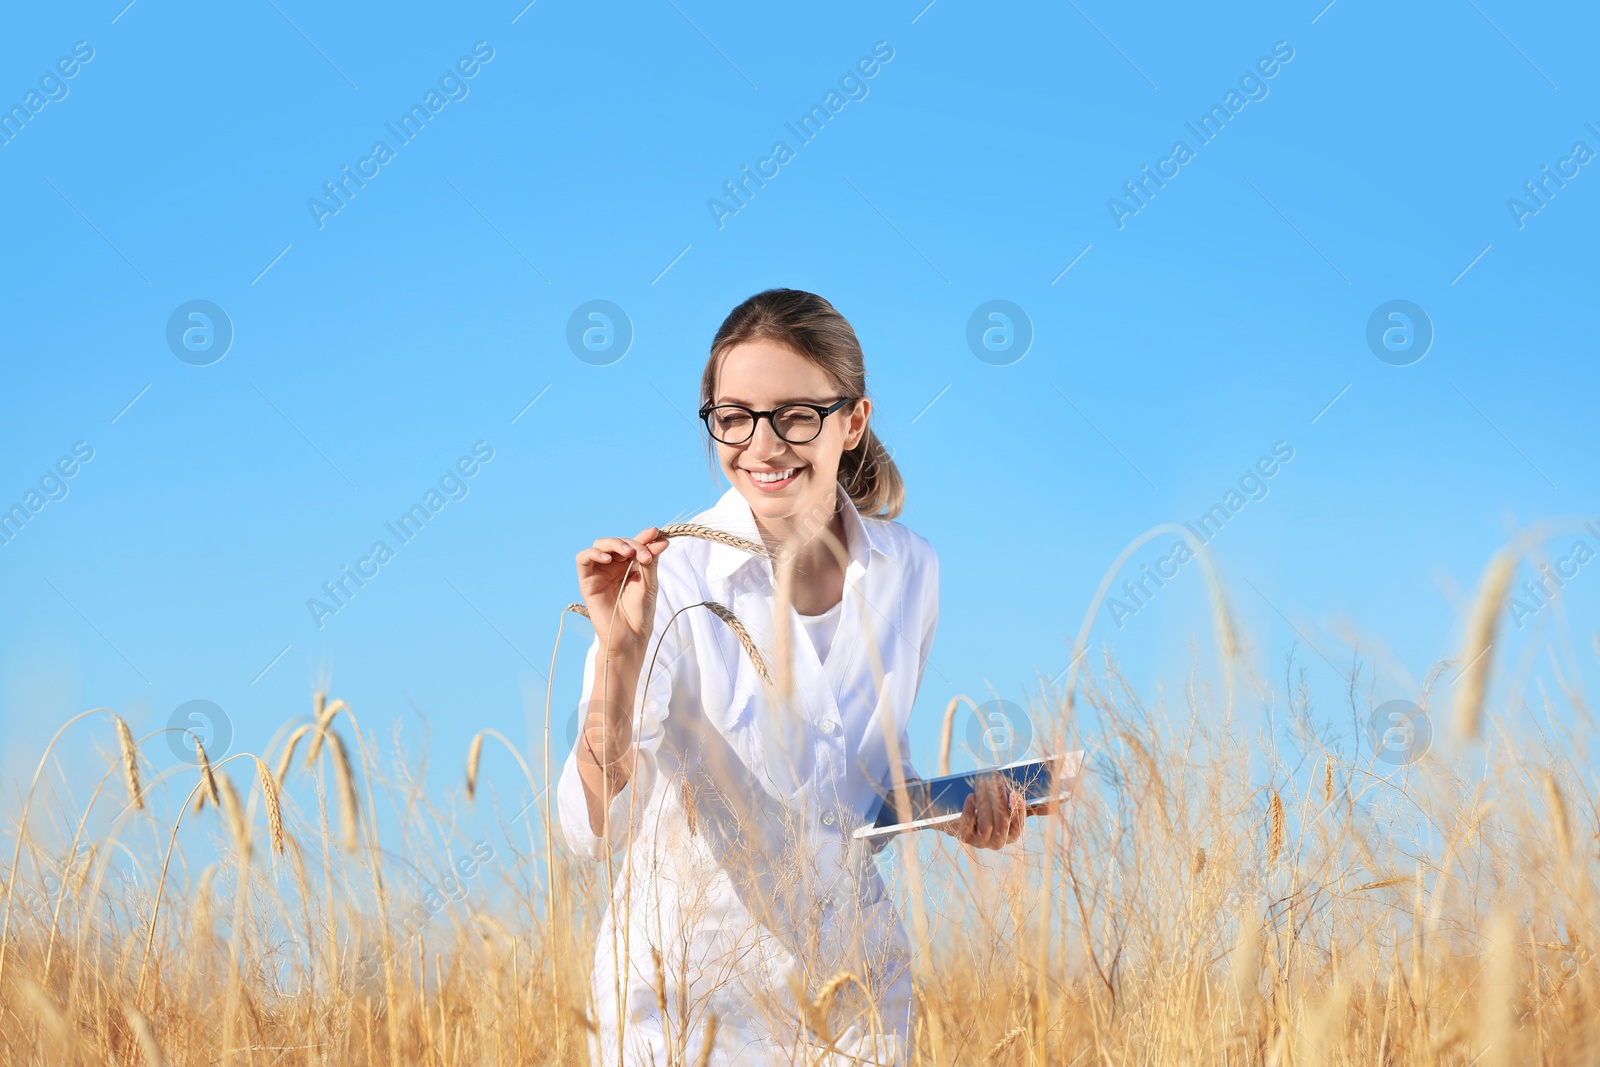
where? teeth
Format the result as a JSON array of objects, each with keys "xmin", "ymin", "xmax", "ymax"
[{"xmin": 749, "ymin": 468, "xmax": 796, "ymax": 483}]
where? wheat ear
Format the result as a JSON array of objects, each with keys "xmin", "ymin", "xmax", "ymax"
[
  {"xmin": 1268, "ymin": 789, "xmax": 1285, "ymax": 865},
  {"xmin": 275, "ymin": 724, "xmax": 311, "ymax": 790},
  {"xmin": 217, "ymin": 773, "xmax": 251, "ymax": 863},
  {"xmin": 305, "ymin": 696, "xmax": 348, "ymax": 767},
  {"xmin": 115, "ymin": 716, "xmax": 144, "ymax": 811},
  {"xmin": 694, "ymin": 1011, "xmax": 720, "ymax": 1067},
  {"xmin": 466, "ymin": 732, "xmax": 486, "ymax": 802},
  {"xmin": 123, "ymin": 1004, "xmax": 169, "ymax": 1067},
  {"xmin": 326, "ymin": 730, "xmax": 360, "ymax": 852},
  {"xmin": 700, "ymin": 601, "xmax": 772, "ymax": 685},
  {"xmin": 1454, "ymin": 551, "xmax": 1515, "ymax": 741},
  {"xmin": 193, "ymin": 736, "xmax": 221, "ymax": 814},
  {"xmin": 658, "ymin": 523, "xmax": 768, "ymax": 558},
  {"xmin": 255, "ymin": 758, "xmax": 285, "ymax": 854}
]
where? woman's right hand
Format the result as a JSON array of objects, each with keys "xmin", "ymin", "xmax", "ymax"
[{"xmin": 575, "ymin": 526, "xmax": 671, "ymax": 658}]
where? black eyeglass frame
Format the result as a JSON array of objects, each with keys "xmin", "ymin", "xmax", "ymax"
[{"xmin": 696, "ymin": 396, "xmax": 860, "ymax": 445}]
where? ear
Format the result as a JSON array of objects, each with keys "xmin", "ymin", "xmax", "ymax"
[{"xmin": 842, "ymin": 397, "xmax": 871, "ymax": 450}]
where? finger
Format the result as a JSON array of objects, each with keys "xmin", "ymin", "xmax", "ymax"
[
  {"xmin": 620, "ymin": 537, "xmax": 660, "ymax": 565},
  {"xmin": 591, "ymin": 537, "xmax": 638, "ymax": 558},
  {"xmin": 1007, "ymin": 790, "xmax": 1025, "ymax": 842},
  {"xmin": 960, "ymin": 794, "xmax": 978, "ymax": 846},
  {"xmin": 974, "ymin": 783, "xmax": 996, "ymax": 844},
  {"xmin": 576, "ymin": 548, "xmax": 615, "ymax": 567}
]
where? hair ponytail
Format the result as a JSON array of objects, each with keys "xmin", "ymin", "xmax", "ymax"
[
  {"xmin": 701, "ymin": 288, "xmax": 905, "ymax": 519},
  {"xmin": 837, "ymin": 423, "xmax": 903, "ymax": 520}
]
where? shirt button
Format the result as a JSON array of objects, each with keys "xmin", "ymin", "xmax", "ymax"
[
  {"xmin": 821, "ymin": 809, "xmax": 837, "ymax": 828},
  {"xmin": 820, "ymin": 720, "xmax": 838, "ymax": 736}
]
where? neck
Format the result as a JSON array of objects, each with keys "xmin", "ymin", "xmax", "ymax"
[{"xmin": 755, "ymin": 497, "xmax": 849, "ymax": 581}]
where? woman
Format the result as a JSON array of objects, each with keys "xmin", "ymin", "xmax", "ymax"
[{"xmin": 557, "ymin": 289, "xmax": 1025, "ymax": 1066}]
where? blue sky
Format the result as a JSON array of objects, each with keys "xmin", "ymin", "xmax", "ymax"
[{"xmin": 2, "ymin": 0, "xmax": 1596, "ymax": 817}]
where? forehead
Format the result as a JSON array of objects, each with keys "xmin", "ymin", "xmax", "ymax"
[{"xmin": 713, "ymin": 339, "xmax": 835, "ymax": 402}]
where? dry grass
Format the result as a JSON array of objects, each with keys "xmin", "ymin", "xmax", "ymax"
[{"xmin": 1, "ymin": 544, "xmax": 1597, "ymax": 1066}]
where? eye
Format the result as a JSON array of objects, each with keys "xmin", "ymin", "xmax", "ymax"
[
  {"xmin": 775, "ymin": 407, "xmax": 821, "ymax": 437},
  {"xmin": 712, "ymin": 407, "xmax": 753, "ymax": 435}
]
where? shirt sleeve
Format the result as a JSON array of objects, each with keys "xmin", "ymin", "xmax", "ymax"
[
  {"xmin": 870, "ymin": 539, "xmax": 938, "ymax": 855},
  {"xmin": 556, "ymin": 593, "xmax": 683, "ymax": 861}
]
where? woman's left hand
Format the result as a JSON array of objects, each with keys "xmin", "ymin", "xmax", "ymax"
[{"xmin": 945, "ymin": 774, "xmax": 1026, "ymax": 850}]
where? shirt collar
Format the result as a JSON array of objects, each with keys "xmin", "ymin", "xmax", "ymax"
[{"xmin": 699, "ymin": 481, "xmax": 893, "ymax": 588}]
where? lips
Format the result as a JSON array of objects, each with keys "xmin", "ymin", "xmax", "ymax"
[{"xmin": 742, "ymin": 466, "xmax": 803, "ymax": 492}]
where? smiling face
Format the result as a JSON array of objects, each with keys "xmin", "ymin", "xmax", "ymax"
[{"xmin": 708, "ymin": 339, "xmax": 871, "ymax": 531}]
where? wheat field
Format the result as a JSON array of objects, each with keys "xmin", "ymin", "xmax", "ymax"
[{"xmin": 1, "ymin": 543, "xmax": 1596, "ymax": 1066}]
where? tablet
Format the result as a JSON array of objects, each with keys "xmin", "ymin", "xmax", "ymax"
[{"xmin": 851, "ymin": 751, "xmax": 1085, "ymax": 841}]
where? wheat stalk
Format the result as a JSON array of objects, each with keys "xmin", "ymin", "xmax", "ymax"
[
  {"xmin": 466, "ymin": 732, "xmax": 486, "ymax": 803},
  {"xmin": 1323, "ymin": 755, "xmax": 1335, "ymax": 804},
  {"xmin": 123, "ymin": 1004, "xmax": 169, "ymax": 1067},
  {"xmin": 194, "ymin": 736, "xmax": 221, "ymax": 815},
  {"xmin": 216, "ymin": 773, "xmax": 251, "ymax": 863},
  {"xmin": 694, "ymin": 1011, "xmax": 720, "ymax": 1067},
  {"xmin": 1268, "ymin": 790, "xmax": 1285, "ymax": 866},
  {"xmin": 700, "ymin": 601, "xmax": 772, "ymax": 685},
  {"xmin": 567, "ymin": 602, "xmax": 591, "ymax": 619},
  {"xmin": 327, "ymin": 730, "xmax": 360, "ymax": 852},
  {"xmin": 256, "ymin": 757, "xmax": 286, "ymax": 855},
  {"xmin": 1454, "ymin": 551, "xmax": 1514, "ymax": 741},
  {"xmin": 115, "ymin": 716, "xmax": 144, "ymax": 812},
  {"xmin": 1192, "ymin": 846, "xmax": 1207, "ymax": 878},
  {"xmin": 306, "ymin": 697, "xmax": 348, "ymax": 767},
  {"xmin": 987, "ymin": 1025, "xmax": 1028, "ymax": 1062},
  {"xmin": 1355, "ymin": 875, "xmax": 1411, "ymax": 892},
  {"xmin": 681, "ymin": 775, "xmax": 698, "ymax": 836},
  {"xmin": 191, "ymin": 863, "xmax": 217, "ymax": 942},
  {"xmin": 658, "ymin": 523, "xmax": 768, "ymax": 558},
  {"xmin": 275, "ymin": 724, "xmax": 311, "ymax": 790},
  {"xmin": 1542, "ymin": 771, "xmax": 1573, "ymax": 863}
]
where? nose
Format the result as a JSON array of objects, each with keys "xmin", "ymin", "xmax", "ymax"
[{"xmin": 746, "ymin": 414, "xmax": 786, "ymax": 458}]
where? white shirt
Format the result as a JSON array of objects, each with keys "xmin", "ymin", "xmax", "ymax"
[
  {"xmin": 796, "ymin": 598, "xmax": 843, "ymax": 665},
  {"xmin": 557, "ymin": 481, "xmax": 939, "ymax": 1066}
]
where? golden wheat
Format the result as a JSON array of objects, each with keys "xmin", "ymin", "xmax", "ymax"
[
  {"xmin": 326, "ymin": 729, "xmax": 360, "ymax": 852},
  {"xmin": 115, "ymin": 715, "xmax": 143, "ymax": 812},
  {"xmin": 1267, "ymin": 788, "xmax": 1284, "ymax": 866},
  {"xmin": 3, "ymin": 540, "xmax": 1598, "ymax": 1067},
  {"xmin": 194, "ymin": 736, "xmax": 220, "ymax": 815},
  {"xmin": 699, "ymin": 600, "xmax": 772, "ymax": 685},
  {"xmin": 275, "ymin": 723, "xmax": 311, "ymax": 790},
  {"xmin": 215, "ymin": 772, "xmax": 250, "ymax": 862},
  {"xmin": 255, "ymin": 757, "xmax": 286, "ymax": 855},
  {"xmin": 466, "ymin": 731, "xmax": 486, "ymax": 803},
  {"xmin": 657, "ymin": 522, "xmax": 768, "ymax": 558}
]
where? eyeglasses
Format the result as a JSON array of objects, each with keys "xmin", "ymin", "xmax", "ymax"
[{"xmin": 697, "ymin": 397, "xmax": 858, "ymax": 446}]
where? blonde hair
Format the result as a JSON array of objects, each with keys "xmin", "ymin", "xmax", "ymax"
[{"xmin": 700, "ymin": 289, "xmax": 905, "ymax": 520}]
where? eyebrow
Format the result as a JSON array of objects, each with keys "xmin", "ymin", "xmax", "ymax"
[{"xmin": 711, "ymin": 395, "xmax": 833, "ymax": 406}]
